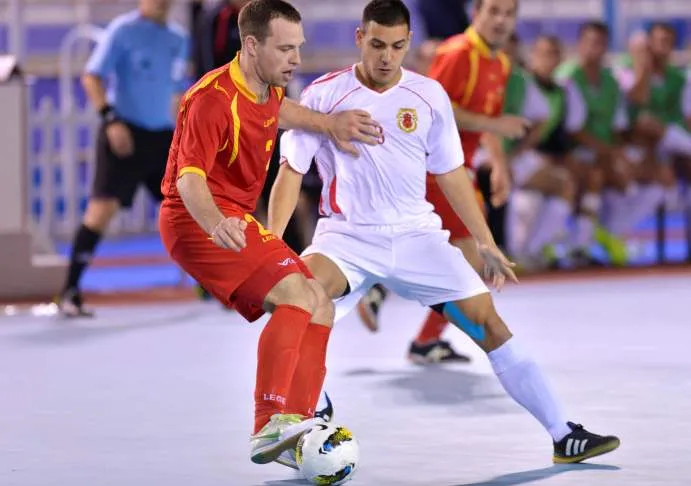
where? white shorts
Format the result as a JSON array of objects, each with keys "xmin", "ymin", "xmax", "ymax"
[
  {"xmin": 511, "ymin": 150, "xmax": 547, "ymax": 187},
  {"xmin": 302, "ymin": 217, "xmax": 489, "ymax": 322}
]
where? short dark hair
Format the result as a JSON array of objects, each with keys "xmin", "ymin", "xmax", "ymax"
[
  {"xmin": 362, "ymin": 0, "xmax": 410, "ymax": 29},
  {"xmin": 649, "ymin": 22, "xmax": 677, "ymax": 39},
  {"xmin": 238, "ymin": 0, "xmax": 302, "ymax": 43},
  {"xmin": 578, "ymin": 20, "xmax": 609, "ymax": 39}
]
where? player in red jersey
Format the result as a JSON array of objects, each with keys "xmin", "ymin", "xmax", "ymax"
[
  {"xmin": 159, "ymin": 0, "xmax": 381, "ymax": 467},
  {"xmin": 356, "ymin": 0, "xmax": 531, "ymax": 364}
]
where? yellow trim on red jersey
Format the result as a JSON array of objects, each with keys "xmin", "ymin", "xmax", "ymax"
[
  {"xmin": 228, "ymin": 92, "xmax": 241, "ymax": 166},
  {"xmin": 229, "ymin": 54, "xmax": 259, "ymax": 103},
  {"xmin": 498, "ymin": 52, "xmax": 511, "ymax": 75},
  {"xmin": 465, "ymin": 27, "xmax": 492, "ymax": 59},
  {"xmin": 435, "ymin": 36, "xmax": 466, "ymax": 56},
  {"xmin": 178, "ymin": 166, "xmax": 206, "ymax": 179},
  {"xmin": 185, "ymin": 68, "xmax": 225, "ymax": 103},
  {"xmin": 213, "ymin": 79, "xmax": 230, "ymax": 98},
  {"xmin": 274, "ymin": 86, "xmax": 284, "ymax": 101},
  {"xmin": 462, "ymin": 49, "xmax": 480, "ymax": 106}
]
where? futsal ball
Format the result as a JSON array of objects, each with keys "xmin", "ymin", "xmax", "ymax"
[{"xmin": 296, "ymin": 423, "xmax": 359, "ymax": 485}]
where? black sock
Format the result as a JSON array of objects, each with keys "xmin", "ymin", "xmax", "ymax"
[{"xmin": 64, "ymin": 224, "xmax": 102, "ymax": 293}]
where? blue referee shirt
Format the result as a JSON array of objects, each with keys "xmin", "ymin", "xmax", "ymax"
[{"xmin": 86, "ymin": 10, "xmax": 189, "ymax": 130}]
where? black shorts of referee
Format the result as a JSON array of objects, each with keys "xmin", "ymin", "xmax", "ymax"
[{"xmin": 92, "ymin": 120, "xmax": 173, "ymax": 208}]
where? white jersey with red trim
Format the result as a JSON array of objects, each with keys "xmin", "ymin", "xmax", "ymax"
[{"xmin": 280, "ymin": 65, "xmax": 465, "ymax": 226}]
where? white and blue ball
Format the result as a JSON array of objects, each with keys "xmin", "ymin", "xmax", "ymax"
[{"xmin": 296, "ymin": 423, "xmax": 359, "ymax": 485}]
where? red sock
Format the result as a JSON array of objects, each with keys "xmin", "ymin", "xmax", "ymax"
[
  {"xmin": 254, "ymin": 304, "xmax": 311, "ymax": 434},
  {"xmin": 285, "ymin": 323, "xmax": 331, "ymax": 418},
  {"xmin": 414, "ymin": 309, "xmax": 448, "ymax": 345}
]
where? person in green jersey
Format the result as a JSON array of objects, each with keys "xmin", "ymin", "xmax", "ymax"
[
  {"xmin": 616, "ymin": 24, "xmax": 691, "ymax": 217},
  {"xmin": 476, "ymin": 34, "xmax": 576, "ymax": 270},
  {"xmin": 557, "ymin": 21, "xmax": 637, "ymax": 266}
]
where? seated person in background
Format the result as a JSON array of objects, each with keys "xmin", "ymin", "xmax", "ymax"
[
  {"xmin": 475, "ymin": 34, "xmax": 576, "ymax": 270},
  {"xmin": 557, "ymin": 21, "xmax": 656, "ymax": 267},
  {"xmin": 474, "ymin": 33, "xmax": 534, "ymax": 252},
  {"xmin": 615, "ymin": 24, "xmax": 691, "ymax": 220}
]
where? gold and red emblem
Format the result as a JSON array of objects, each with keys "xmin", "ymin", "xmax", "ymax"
[{"xmin": 396, "ymin": 108, "xmax": 418, "ymax": 133}]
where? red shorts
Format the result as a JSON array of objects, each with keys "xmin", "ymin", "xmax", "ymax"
[
  {"xmin": 426, "ymin": 172, "xmax": 486, "ymax": 240},
  {"xmin": 160, "ymin": 203, "xmax": 312, "ymax": 322}
]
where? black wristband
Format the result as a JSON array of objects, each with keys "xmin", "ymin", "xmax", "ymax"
[{"xmin": 99, "ymin": 105, "xmax": 118, "ymax": 124}]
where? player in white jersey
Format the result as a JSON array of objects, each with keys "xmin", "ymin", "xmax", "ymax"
[{"xmin": 268, "ymin": 0, "xmax": 620, "ymax": 465}]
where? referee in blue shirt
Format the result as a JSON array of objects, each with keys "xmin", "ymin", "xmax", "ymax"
[{"xmin": 58, "ymin": 0, "xmax": 188, "ymax": 316}]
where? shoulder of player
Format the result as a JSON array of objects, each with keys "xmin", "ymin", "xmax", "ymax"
[
  {"xmin": 300, "ymin": 66, "xmax": 357, "ymax": 105},
  {"xmin": 401, "ymin": 72, "xmax": 448, "ymax": 113},
  {"xmin": 104, "ymin": 10, "xmax": 140, "ymax": 36},
  {"xmin": 166, "ymin": 20, "xmax": 189, "ymax": 41},
  {"xmin": 185, "ymin": 68, "xmax": 235, "ymax": 105},
  {"xmin": 434, "ymin": 34, "xmax": 472, "ymax": 58},
  {"xmin": 307, "ymin": 66, "xmax": 353, "ymax": 88}
]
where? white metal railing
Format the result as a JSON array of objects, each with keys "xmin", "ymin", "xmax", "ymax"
[{"xmin": 28, "ymin": 23, "xmax": 159, "ymax": 240}]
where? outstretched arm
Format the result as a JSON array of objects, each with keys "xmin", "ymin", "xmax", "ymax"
[
  {"xmin": 435, "ymin": 167, "xmax": 518, "ymax": 288},
  {"xmin": 427, "ymin": 90, "xmax": 517, "ymax": 288},
  {"xmin": 268, "ymin": 163, "xmax": 304, "ymax": 238},
  {"xmin": 269, "ymin": 127, "xmax": 322, "ymax": 238},
  {"xmin": 175, "ymin": 92, "xmax": 247, "ymax": 251},
  {"xmin": 279, "ymin": 97, "xmax": 381, "ymax": 156}
]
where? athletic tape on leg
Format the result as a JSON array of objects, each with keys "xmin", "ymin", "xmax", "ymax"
[{"xmin": 443, "ymin": 302, "xmax": 486, "ymax": 341}]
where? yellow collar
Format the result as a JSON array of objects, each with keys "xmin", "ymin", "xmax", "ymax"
[
  {"xmin": 466, "ymin": 27, "xmax": 493, "ymax": 59},
  {"xmin": 229, "ymin": 53, "xmax": 259, "ymax": 103}
]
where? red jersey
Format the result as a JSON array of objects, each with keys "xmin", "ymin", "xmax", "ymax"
[
  {"xmin": 161, "ymin": 54, "xmax": 284, "ymax": 215},
  {"xmin": 427, "ymin": 27, "xmax": 510, "ymax": 167}
]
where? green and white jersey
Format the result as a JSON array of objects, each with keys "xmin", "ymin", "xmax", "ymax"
[{"xmin": 558, "ymin": 61, "xmax": 629, "ymax": 141}]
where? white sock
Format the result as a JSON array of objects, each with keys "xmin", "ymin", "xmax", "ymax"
[
  {"xmin": 506, "ymin": 191, "xmax": 544, "ymax": 257},
  {"xmin": 659, "ymin": 124, "xmax": 691, "ymax": 158},
  {"xmin": 525, "ymin": 198, "xmax": 572, "ymax": 256},
  {"xmin": 489, "ymin": 338, "xmax": 571, "ymax": 442}
]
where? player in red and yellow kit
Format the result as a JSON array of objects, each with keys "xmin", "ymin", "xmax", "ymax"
[
  {"xmin": 160, "ymin": 0, "xmax": 381, "ymax": 468},
  {"xmin": 357, "ymin": 0, "xmax": 531, "ymax": 363}
]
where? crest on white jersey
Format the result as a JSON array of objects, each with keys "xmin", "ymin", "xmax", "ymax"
[{"xmin": 397, "ymin": 108, "xmax": 418, "ymax": 133}]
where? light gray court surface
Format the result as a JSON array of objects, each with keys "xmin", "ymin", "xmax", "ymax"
[{"xmin": 1, "ymin": 275, "xmax": 690, "ymax": 485}]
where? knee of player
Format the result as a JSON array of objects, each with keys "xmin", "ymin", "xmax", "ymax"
[
  {"xmin": 311, "ymin": 282, "xmax": 335, "ymax": 326},
  {"xmin": 273, "ymin": 275, "xmax": 319, "ymax": 315},
  {"xmin": 83, "ymin": 198, "xmax": 120, "ymax": 231},
  {"xmin": 444, "ymin": 295, "xmax": 510, "ymax": 348}
]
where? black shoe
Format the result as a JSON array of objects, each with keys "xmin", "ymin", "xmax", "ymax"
[
  {"xmin": 314, "ymin": 392, "xmax": 334, "ymax": 422},
  {"xmin": 357, "ymin": 284, "xmax": 388, "ymax": 332},
  {"xmin": 408, "ymin": 340, "xmax": 471, "ymax": 365},
  {"xmin": 55, "ymin": 288, "xmax": 94, "ymax": 318},
  {"xmin": 553, "ymin": 422, "xmax": 620, "ymax": 464}
]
